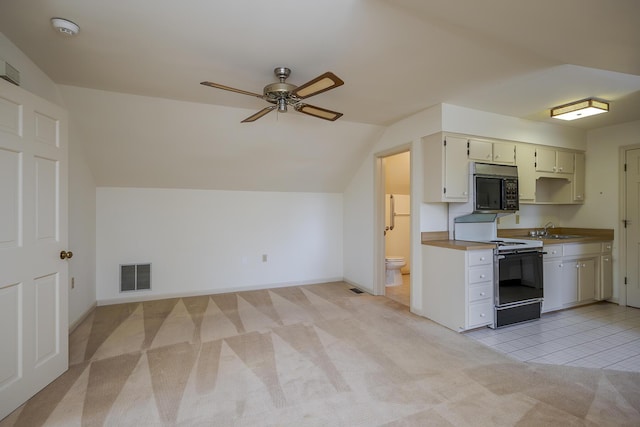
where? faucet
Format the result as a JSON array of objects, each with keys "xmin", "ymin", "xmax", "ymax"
[{"xmin": 543, "ymin": 221, "xmax": 555, "ymax": 236}]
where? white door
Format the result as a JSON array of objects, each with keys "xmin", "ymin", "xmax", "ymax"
[
  {"xmin": 0, "ymin": 79, "xmax": 69, "ymax": 419},
  {"xmin": 626, "ymin": 148, "xmax": 640, "ymax": 307}
]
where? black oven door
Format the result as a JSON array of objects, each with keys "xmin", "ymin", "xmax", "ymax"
[
  {"xmin": 497, "ymin": 251, "xmax": 543, "ymax": 306},
  {"xmin": 474, "ymin": 176, "xmax": 503, "ymax": 211}
]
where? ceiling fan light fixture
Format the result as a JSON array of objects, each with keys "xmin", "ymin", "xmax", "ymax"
[
  {"xmin": 550, "ymin": 98, "xmax": 609, "ymax": 121},
  {"xmin": 277, "ymin": 98, "xmax": 287, "ymax": 113}
]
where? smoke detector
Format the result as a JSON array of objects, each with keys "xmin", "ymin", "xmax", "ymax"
[{"xmin": 51, "ymin": 18, "xmax": 80, "ymax": 36}]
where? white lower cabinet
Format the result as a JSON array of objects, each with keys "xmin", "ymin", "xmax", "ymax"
[
  {"xmin": 577, "ymin": 259, "xmax": 596, "ymax": 302},
  {"xmin": 599, "ymin": 242, "xmax": 613, "ymax": 301},
  {"xmin": 542, "ymin": 241, "xmax": 611, "ymax": 313},
  {"xmin": 423, "ymin": 246, "xmax": 494, "ymax": 332},
  {"xmin": 542, "ymin": 245, "xmax": 564, "ymax": 312}
]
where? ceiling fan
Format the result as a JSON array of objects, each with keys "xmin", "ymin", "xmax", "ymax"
[{"xmin": 201, "ymin": 67, "xmax": 344, "ymax": 123}]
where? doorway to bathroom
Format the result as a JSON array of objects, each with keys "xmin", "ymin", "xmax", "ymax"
[{"xmin": 380, "ymin": 149, "xmax": 411, "ymax": 306}]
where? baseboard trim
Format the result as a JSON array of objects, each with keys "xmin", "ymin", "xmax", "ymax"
[
  {"xmin": 97, "ymin": 277, "xmax": 345, "ymax": 306},
  {"xmin": 69, "ymin": 302, "xmax": 97, "ymax": 333}
]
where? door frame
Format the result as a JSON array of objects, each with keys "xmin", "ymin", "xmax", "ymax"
[
  {"xmin": 373, "ymin": 143, "xmax": 411, "ymax": 297},
  {"xmin": 619, "ymin": 143, "xmax": 640, "ymax": 307}
]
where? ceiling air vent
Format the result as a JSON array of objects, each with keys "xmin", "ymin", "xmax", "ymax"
[
  {"xmin": 120, "ymin": 263, "xmax": 151, "ymax": 292},
  {"xmin": 0, "ymin": 60, "xmax": 20, "ymax": 86}
]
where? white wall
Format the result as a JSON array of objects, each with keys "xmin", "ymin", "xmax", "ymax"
[
  {"xmin": 442, "ymin": 104, "xmax": 586, "ymax": 150},
  {"xmin": 343, "ymin": 105, "xmax": 443, "ymax": 311},
  {"xmin": 96, "ymin": 187, "xmax": 343, "ymax": 303},
  {"xmin": 67, "ymin": 120, "xmax": 97, "ymax": 325},
  {"xmin": 576, "ymin": 119, "xmax": 640, "ymax": 301},
  {"xmin": 1, "ymin": 32, "xmax": 97, "ymax": 327}
]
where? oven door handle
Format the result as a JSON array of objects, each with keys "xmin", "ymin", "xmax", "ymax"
[{"xmin": 497, "ymin": 255, "xmax": 505, "ymax": 260}]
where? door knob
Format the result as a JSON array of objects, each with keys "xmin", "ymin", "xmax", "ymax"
[{"xmin": 60, "ymin": 250, "xmax": 73, "ymax": 260}]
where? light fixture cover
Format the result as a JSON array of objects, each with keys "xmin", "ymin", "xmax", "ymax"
[
  {"xmin": 551, "ymin": 98, "xmax": 609, "ymax": 121},
  {"xmin": 51, "ymin": 18, "xmax": 80, "ymax": 36}
]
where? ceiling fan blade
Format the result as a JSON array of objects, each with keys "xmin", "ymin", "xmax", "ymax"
[
  {"xmin": 291, "ymin": 72, "xmax": 344, "ymax": 99},
  {"xmin": 200, "ymin": 81, "xmax": 263, "ymax": 98},
  {"xmin": 241, "ymin": 106, "xmax": 276, "ymax": 123},
  {"xmin": 295, "ymin": 104, "xmax": 343, "ymax": 121}
]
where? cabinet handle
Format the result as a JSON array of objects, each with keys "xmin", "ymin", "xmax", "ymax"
[
  {"xmin": 480, "ymin": 313, "xmax": 485, "ymax": 317},
  {"xmin": 480, "ymin": 292, "xmax": 486, "ymax": 296},
  {"xmin": 479, "ymin": 256, "xmax": 485, "ymax": 261},
  {"xmin": 559, "ymin": 263, "xmax": 563, "ymax": 267},
  {"xmin": 463, "ymin": 191, "xmax": 468, "ymax": 196},
  {"xmin": 604, "ymin": 257, "xmax": 610, "ymax": 262},
  {"xmin": 559, "ymin": 167, "xmax": 563, "ymax": 172},
  {"xmin": 480, "ymin": 274, "xmax": 485, "ymax": 279},
  {"xmin": 576, "ymin": 264, "xmax": 580, "ymax": 268},
  {"xmin": 495, "ymin": 155, "xmax": 500, "ymax": 159},
  {"xmin": 553, "ymin": 166, "xmax": 557, "ymax": 172}
]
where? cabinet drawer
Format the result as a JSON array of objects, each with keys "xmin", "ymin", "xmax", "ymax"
[
  {"xmin": 563, "ymin": 242, "xmax": 601, "ymax": 257},
  {"xmin": 602, "ymin": 242, "xmax": 612, "ymax": 254},
  {"xmin": 544, "ymin": 244, "xmax": 563, "ymax": 259},
  {"xmin": 468, "ymin": 301, "xmax": 494, "ymax": 328},
  {"xmin": 468, "ymin": 249, "xmax": 493, "ymax": 266},
  {"xmin": 469, "ymin": 266, "xmax": 493, "ymax": 284},
  {"xmin": 469, "ymin": 283, "xmax": 493, "ymax": 303}
]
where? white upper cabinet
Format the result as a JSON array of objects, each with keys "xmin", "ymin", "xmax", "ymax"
[
  {"xmin": 423, "ymin": 134, "xmax": 469, "ymax": 202},
  {"xmin": 573, "ymin": 152, "xmax": 585, "ymax": 202},
  {"xmin": 423, "ymin": 133, "xmax": 584, "ymax": 205},
  {"xmin": 515, "ymin": 144, "xmax": 536, "ymax": 202},
  {"xmin": 468, "ymin": 139, "xmax": 515, "ymax": 164},
  {"xmin": 536, "ymin": 147, "xmax": 574, "ymax": 174}
]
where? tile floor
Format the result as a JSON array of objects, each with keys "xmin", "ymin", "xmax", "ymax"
[{"xmin": 465, "ymin": 302, "xmax": 640, "ymax": 372}]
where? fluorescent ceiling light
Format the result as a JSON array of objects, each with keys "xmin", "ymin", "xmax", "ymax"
[{"xmin": 550, "ymin": 98, "xmax": 609, "ymax": 121}]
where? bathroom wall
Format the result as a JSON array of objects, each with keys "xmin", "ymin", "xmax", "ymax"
[
  {"xmin": 384, "ymin": 151, "xmax": 411, "ymax": 273},
  {"xmin": 385, "ymin": 194, "xmax": 411, "ymax": 273}
]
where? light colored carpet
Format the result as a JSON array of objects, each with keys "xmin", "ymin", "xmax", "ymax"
[{"xmin": 1, "ymin": 281, "xmax": 639, "ymax": 426}]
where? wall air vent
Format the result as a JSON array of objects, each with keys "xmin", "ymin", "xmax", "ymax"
[
  {"xmin": 120, "ymin": 263, "xmax": 151, "ymax": 292},
  {"xmin": 0, "ymin": 60, "xmax": 20, "ymax": 86}
]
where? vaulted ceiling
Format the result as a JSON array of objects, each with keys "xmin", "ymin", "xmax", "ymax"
[{"xmin": 1, "ymin": 0, "xmax": 639, "ymax": 191}]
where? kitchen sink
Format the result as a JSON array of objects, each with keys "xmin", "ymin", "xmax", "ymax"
[{"xmin": 546, "ymin": 234, "xmax": 584, "ymax": 239}]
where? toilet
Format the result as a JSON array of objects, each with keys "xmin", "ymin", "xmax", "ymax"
[{"xmin": 385, "ymin": 256, "xmax": 406, "ymax": 287}]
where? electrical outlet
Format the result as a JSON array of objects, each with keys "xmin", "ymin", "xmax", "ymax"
[
  {"xmin": 262, "ymin": 254, "xmax": 268, "ymax": 262},
  {"xmin": 71, "ymin": 277, "xmax": 75, "ymax": 289}
]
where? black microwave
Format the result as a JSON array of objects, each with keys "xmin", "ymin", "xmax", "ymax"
[{"xmin": 472, "ymin": 163, "xmax": 519, "ymax": 213}]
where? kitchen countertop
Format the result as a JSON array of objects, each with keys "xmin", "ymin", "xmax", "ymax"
[{"xmin": 421, "ymin": 228, "xmax": 614, "ymax": 250}]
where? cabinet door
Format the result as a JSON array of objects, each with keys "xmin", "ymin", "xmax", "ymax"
[
  {"xmin": 556, "ymin": 151, "xmax": 574, "ymax": 174},
  {"xmin": 468, "ymin": 139, "xmax": 492, "ymax": 162},
  {"xmin": 577, "ymin": 259, "xmax": 595, "ymax": 302},
  {"xmin": 536, "ymin": 148, "xmax": 557, "ymax": 172},
  {"xmin": 560, "ymin": 261, "xmax": 578, "ymax": 305},
  {"xmin": 599, "ymin": 255, "xmax": 613, "ymax": 300},
  {"xmin": 444, "ymin": 136, "xmax": 469, "ymax": 201},
  {"xmin": 493, "ymin": 143, "xmax": 515, "ymax": 164},
  {"xmin": 516, "ymin": 144, "xmax": 536, "ymax": 201},
  {"xmin": 573, "ymin": 152, "xmax": 585, "ymax": 202},
  {"xmin": 542, "ymin": 259, "xmax": 564, "ymax": 312}
]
